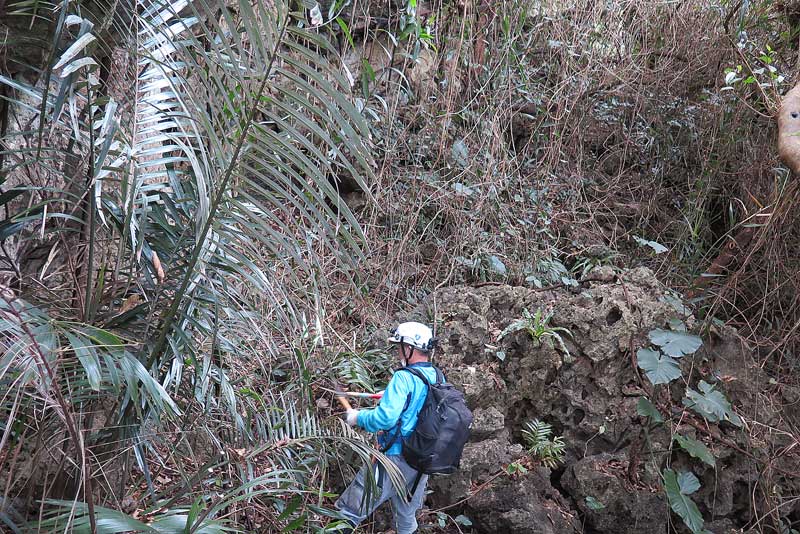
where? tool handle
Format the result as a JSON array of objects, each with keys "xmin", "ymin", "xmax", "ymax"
[
  {"xmin": 334, "ymin": 391, "xmax": 384, "ymax": 399},
  {"xmin": 336, "ymin": 395, "xmax": 352, "ymax": 411}
]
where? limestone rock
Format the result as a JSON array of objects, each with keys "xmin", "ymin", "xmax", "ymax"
[{"xmin": 397, "ymin": 269, "xmax": 799, "ymax": 533}]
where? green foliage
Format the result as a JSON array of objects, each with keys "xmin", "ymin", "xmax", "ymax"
[
  {"xmin": 663, "ymin": 469, "xmax": 706, "ymax": 534},
  {"xmin": 526, "ymin": 256, "xmax": 578, "ymax": 288},
  {"xmin": 434, "ymin": 511, "xmax": 473, "ymax": 529},
  {"xmin": 505, "ymin": 461, "xmax": 529, "ymax": 475},
  {"xmin": 636, "ymin": 397, "xmax": 664, "ymax": 424},
  {"xmin": 674, "ymin": 434, "xmax": 716, "ymax": 467},
  {"xmin": 521, "ymin": 419, "xmax": 566, "ymax": 469},
  {"xmin": 455, "ymin": 253, "xmax": 508, "ymax": 280},
  {"xmin": 35, "ymin": 401, "xmax": 406, "ymax": 533},
  {"xmin": 329, "ymin": 348, "xmax": 395, "ymax": 392},
  {"xmin": 585, "ymin": 496, "xmax": 606, "ymax": 511},
  {"xmin": 572, "ymin": 252, "xmax": 617, "ymax": 279},
  {"xmin": 648, "ymin": 329, "xmax": 703, "ymax": 358},
  {"xmin": 0, "ymin": 0, "xmax": 378, "ymax": 527},
  {"xmin": 499, "ymin": 308, "xmax": 573, "ymax": 358},
  {"xmin": 636, "ymin": 348, "xmax": 682, "ymax": 385},
  {"xmin": 637, "ymin": 320, "xmax": 703, "ymax": 386},
  {"xmin": 454, "ymin": 514, "xmax": 473, "ymax": 527},
  {"xmin": 683, "ymin": 381, "xmax": 743, "ymax": 427}
]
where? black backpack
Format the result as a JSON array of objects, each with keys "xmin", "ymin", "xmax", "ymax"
[{"xmin": 398, "ymin": 367, "xmax": 473, "ymax": 490}]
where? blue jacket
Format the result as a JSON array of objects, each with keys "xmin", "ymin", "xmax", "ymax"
[{"xmin": 356, "ymin": 362, "xmax": 442, "ymax": 455}]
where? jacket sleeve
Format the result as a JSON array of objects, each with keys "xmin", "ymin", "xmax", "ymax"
[{"xmin": 357, "ymin": 372, "xmax": 412, "ymax": 432}]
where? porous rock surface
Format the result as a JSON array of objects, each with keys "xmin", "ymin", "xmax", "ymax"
[{"xmin": 398, "ymin": 267, "xmax": 799, "ymax": 534}]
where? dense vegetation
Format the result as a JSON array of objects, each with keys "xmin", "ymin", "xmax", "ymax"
[{"xmin": 0, "ymin": 0, "xmax": 798, "ymax": 532}]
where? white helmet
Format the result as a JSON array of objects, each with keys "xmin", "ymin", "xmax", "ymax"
[{"xmin": 388, "ymin": 321, "xmax": 435, "ymax": 352}]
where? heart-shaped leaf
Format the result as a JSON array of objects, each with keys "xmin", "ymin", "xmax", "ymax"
[
  {"xmin": 663, "ymin": 469, "xmax": 704, "ymax": 533},
  {"xmin": 648, "ymin": 329, "xmax": 702, "ymax": 357},
  {"xmin": 637, "ymin": 348, "xmax": 682, "ymax": 385},
  {"xmin": 683, "ymin": 381, "xmax": 742, "ymax": 427}
]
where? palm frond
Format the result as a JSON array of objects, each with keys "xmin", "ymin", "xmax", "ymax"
[
  {"xmin": 36, "ymin": 499, "xmax": 237, "ymax": 533},
  {"xmin": 1, "ymin": 0, "xmax": 377, "ymax": 528}
]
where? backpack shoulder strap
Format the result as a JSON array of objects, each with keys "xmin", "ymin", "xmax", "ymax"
[
  {"xmin": 434, "ymin": 367, "xmax": 444, "ymax": 385},
  {"xmin": 397, "ymin": 366, "xmax": 430, "ymax": 386},
  {"xmin": 399, "ymin": 365, "xmax": 444, "ymax": 385},
  {"xmin": 379, "ymin": 392, "xmax": 411, "ymax": 453}
]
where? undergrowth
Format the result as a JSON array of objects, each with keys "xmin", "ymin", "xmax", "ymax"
[{"xmin": 1, "ymin": 0, "xmax": 799, "ymax": 531}]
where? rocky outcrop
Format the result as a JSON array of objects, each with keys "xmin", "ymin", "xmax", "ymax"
[{"xmin": 397, "ymin": 268, "xmax": 799, "ymax": 533}]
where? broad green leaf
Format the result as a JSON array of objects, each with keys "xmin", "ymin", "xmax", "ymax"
[
  {"xmin": 585, "ymin": 496, "xmax": 606, "ymax": 510},
  {"xmin": 78, "ymin": 325, "xmax": 125, "ymax": 348},
  {"xmin": 185, "ymin": 496, "xmax": 203, "ymax": 534},
  {"xmin": 677, "ymin": 471, "xmax": 701, "ymax": 495},
  {"xmin": 36, "ymin": 501, "xmax": 158, "ymax": 533},
  {"xmin": 648, "ymin": 329, "xmax": 702, "ymax": 357},
  {"xmin": 150, "ymin": 514, "xmax": 231, "ymax": 534},
  {"xmin": 683, "ymin": 381, "xmax": 742, "ymax": 427},
  {"xmin": 486, "ymin": 255, "xmax": 507, "ymax": 276},
  {"xmin": 282, "ymin": 513, "xmax": 307, "ymax": 532},
  {"xmin": 668, "ymin": 317, "xmax": 687, "ymax": 332},
  {"xmin": 454, "ymin": 514, "xmax": 473, "ymax": 526},
  {"xmin": 636, "ymin": 397, "xmax": 664, "ymax": 423},
  {"xmin": 637, "ymin": 348, "xmax": 682, "ymax": 385},
  {"xmin": 663, "ymin": 469, "xmax": 704, "ymax": 533},
  {"xmin": 674, "ymin": 434, "xmax": 716, "ymax": 467}
]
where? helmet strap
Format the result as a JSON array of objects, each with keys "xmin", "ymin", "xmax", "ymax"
[{"xmin": 400, "ymin": 342, "xmax": 413, "ymax": 367}]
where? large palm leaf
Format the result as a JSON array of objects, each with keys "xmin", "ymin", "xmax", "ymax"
[{"xmin": 0, "ymin": 0, "xmax": 385, "ymax": 528}]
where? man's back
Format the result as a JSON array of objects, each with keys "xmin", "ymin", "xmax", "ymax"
[{"xmin": 356, "ymin": 362, "xmax": 441, "ymax": 455}]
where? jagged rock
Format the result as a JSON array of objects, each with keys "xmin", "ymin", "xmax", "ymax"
[
  {"xmin": 470, "ymin": 406, "xmax": 506, "ymax": 440},
  {"xmin": 467, "ymin": 468, "xmax": 581, "ymax": 534},
  {"xmin": 400, "ymin": 268, "xmax": 799, "ymax": 534},
  {"xmin": 561, "ymin": 453, "xmax": 665, "ymax": 534},
  {"xmin": 438, "ymin": 434, "xmax": 524, "ymax": 503}
]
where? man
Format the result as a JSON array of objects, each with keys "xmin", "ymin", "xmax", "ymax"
[{"xmin": 336, "ymin": 321, "xmax": 441, "ymax": 534}]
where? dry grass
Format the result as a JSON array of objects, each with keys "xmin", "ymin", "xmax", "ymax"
[{"xmin": 319, "ymin": 0, "xmax": 800, "ymax": 388}]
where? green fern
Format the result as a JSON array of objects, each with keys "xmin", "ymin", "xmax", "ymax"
[
  {"xmin": 521, "ymin": 419, "xmax": 566, "ymax": 469},
  {"xmin": 498, "ymin": 308, "xmax": 573, "ymax": 358}
]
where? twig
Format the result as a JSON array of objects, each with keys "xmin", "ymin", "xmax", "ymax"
[{"xmin": 426, "ymin": 465, "xmax": 509, "ymax": 514}]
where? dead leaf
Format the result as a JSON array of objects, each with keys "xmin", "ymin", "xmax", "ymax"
[
  {"xmin": 228, "ymin": 447, "xmax": 248, "ymax": 462},
  {"xmin": 151, "ymin": 251, "xmax": 165, "ymax": 284},
  {"xmin": 119, "ymin": 293, "xmax": 141, "ymax": 313}
]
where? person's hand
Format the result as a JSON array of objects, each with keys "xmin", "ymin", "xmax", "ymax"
[{"xmin": 346, "ymin": 408, "xmax": 359, "ymax": 427}]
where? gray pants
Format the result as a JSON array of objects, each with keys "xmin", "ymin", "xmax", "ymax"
[{"xmin": 335, "ymin": 454, "xmax": 429, "ymax": 534}]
